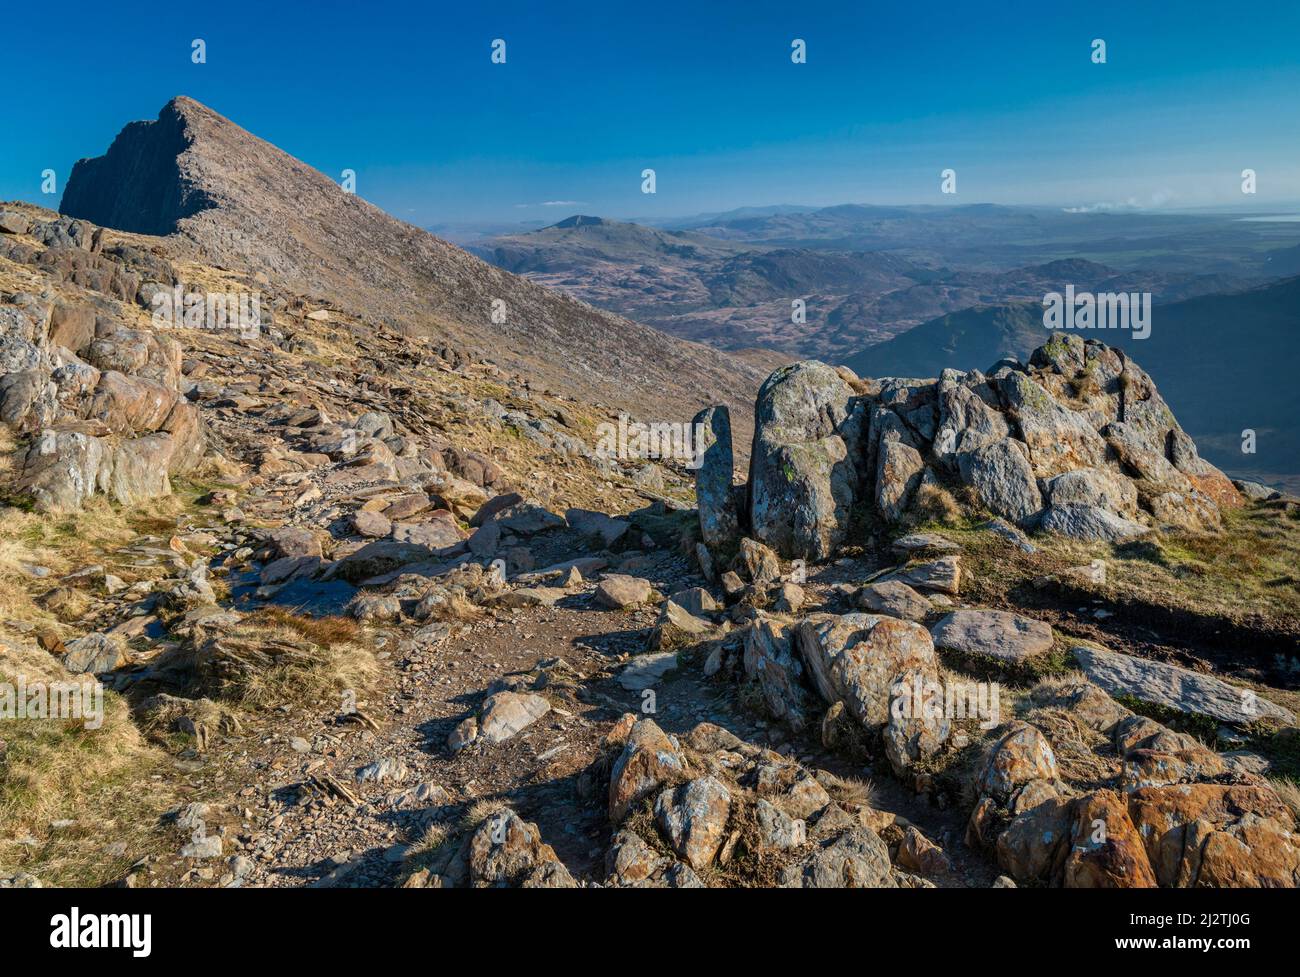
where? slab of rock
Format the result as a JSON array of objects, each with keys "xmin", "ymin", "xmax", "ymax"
[
  {"xmin": 930, "ymin": 609, "xmax": 1054, "ymax": 662},
  {"xmin": 1072, "ymin": 646, "xmax": 1295, "ymax": 725},
  {"xmin": 595, "ymin": 574, "xmax": 653, "ymax": 609},
  {"xmin": 1038, "ymin": 503, "xmax": 1150, "ymax": 542},
  {"xmin": 618, "ymin": 652, "xmax": 679, "ymax": 691},
  {"xmin": 566, "ymin": 507, "xmax": 631, "ymax": 546},
  {"xmin": 879, "ymin": 555, "xmax": 961, "ymax": 595},
  {"xmin": 668, "ymin": 587, "xmax": 719, "ymax": 616},
  {"xmin": 692, "ymin": 405, "xmax": 740, "ymax": 550},
  {"xmin": 492, "ymin": 586, "xmax": 567, "ymax": 608},
  {"xmin": 351, "ymin": 508, "xmax": 391, "ymax": 538},
  {"xmin": 891, "ymin": 533, "xmax": 961, "ymax": 556},
  {"xmin": 854, "ymin": 579, "xmax": 932, "ymax": 622},
  {"xmin": 649, "ymin": 599, "xmax": 714, "ymax": 650},
  {"xmin": 61, "ymin": 632, "xmax": 126, "ymax": 673},
  {"xmin": 478, "ymin": 692, "xmax": 551, "ymax": 744}
]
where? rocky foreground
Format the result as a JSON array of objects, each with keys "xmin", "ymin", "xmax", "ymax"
[{"xmin": 2, "ymin": 189, "xmax": 1299, "ymax": 890}]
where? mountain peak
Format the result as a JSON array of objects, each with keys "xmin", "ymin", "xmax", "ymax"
[
  {"xmin": 549, "ymin": 215, "xmax": 605, "ymax": 229},
  {"xmin": 55, "ymin": 98, "xmax": 767, "ymax": 438}
]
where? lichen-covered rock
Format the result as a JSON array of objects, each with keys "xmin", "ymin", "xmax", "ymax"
[
  {"xmin": 608, "ymin": 719, "xmax": 688, "ymax": 823},
  {"xmin": 654, "ymin": 775, "xmax": 732, "ymax": 870},
  {"xmin": 977, "ymin": 722, "xmax": 1060, "ymax": 804},
  {"xmin": 692, "ymin": 405, "xmax": 740, "ymax": 551},
  {"xmin": 796, "ymin": 612, "xmax": 949, "ymax": 772},
  {"xmin": 747, "ymin": 361, "xmax": 861, "ymax": 560},
  {"xmin": 957, "ymin": 440, "xmax": 1042, "ymax": 526},
  {"xmin": 1063, "ymin": 789, "xmax": 1157, "ymax": 888},
  {"xmin": 780, "ymin": 826, "xmax": 897, "ymax": 888}
]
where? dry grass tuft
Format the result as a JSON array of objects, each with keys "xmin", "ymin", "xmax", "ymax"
[
  {"xmin": 0, "ymin": 637, "xmax": 174, "ymax": 886},
  {"xmin": 460, "ymin": 798, "xmax": 507, "ymax": 831}
]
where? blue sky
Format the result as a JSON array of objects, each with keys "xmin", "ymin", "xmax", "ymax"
[{"xmin": 3, "ymin": 0, "xmax": 1298, "ymax": 225}]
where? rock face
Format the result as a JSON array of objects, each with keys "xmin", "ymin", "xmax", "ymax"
[
  {"xmin": 747, "ymin": 362, "xmax": 862, "ymax": 561},
  {"xmin": 692, "ymin": 405, "xmax": 739, "ymax": 551},
  {"xmin": 62, "ymin": 100, "xmax": 217, "ymax": 235},
  {"xmin": 699, "ymin": 332, "xmax": 1239, "ymax": 558},
  {"xmin": 1, "ymin": 284, "xmax": 205, "ymax": 510}
]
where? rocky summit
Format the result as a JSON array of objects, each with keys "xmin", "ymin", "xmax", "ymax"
[{"xmin": 1, "ymin": 97, "xmax": 1298, "ymax": 896}]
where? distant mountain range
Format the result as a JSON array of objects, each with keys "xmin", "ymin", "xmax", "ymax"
[{"xmin": 478, "ymin": 213, "xmax": 1274, "ymax": 361}]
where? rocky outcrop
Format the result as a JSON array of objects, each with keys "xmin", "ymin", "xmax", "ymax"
[
  {"xmin": 1, "ymin": 256, "xmax": 204, "ymax": 510},
  {"xmin": 697, "ymin": 333, "xmax": 1239, "ymax": 558}
]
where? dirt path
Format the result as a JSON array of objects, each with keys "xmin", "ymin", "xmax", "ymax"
[{"xmin": 133, "ymin": 528, "xmax": 999, "ymax": 888}]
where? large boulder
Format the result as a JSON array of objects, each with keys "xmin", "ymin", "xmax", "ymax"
[
  {"xmin": 796, "ymin": 612, "xmax": 949, "ymax": 773},
  {"xmin": 748, "ymin": 362, "xmax": 862, "ymax": 561}
]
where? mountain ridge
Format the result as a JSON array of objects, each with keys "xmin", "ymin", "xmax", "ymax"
[{"xmin": 59, "ymin": 97, "xmax": 774, "ymax": 439}]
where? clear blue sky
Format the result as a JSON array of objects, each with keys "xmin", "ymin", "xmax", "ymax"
[{"xmin": 3, "ymin": 0, "xmax": 1298, "ymax": 225}]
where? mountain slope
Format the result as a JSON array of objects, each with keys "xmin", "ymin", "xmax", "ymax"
[{"xmin": 59, "ymin": 97, "xmax": 771, "ymax": 436}]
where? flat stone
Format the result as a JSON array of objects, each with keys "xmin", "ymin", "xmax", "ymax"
[
  {"xmin": 1072, "ymin": 646, "xmax": 1295, "ymax": 725},
  {"xmin": 855, "ymin": 580, "xmax": 932, "ymax": 622},
  {"xmin": 566, "ymin": 508, "xmax": 631, "ymax": 546},
  {"xmin": 618, "ymin": 652, "xmax": 679, "ymax": 691},
  {"xmin": 479, "ymin": 691, "xmax": 551, "ymax": 744},
  {"xmin": 930, "ymin": 609, "xmax": 1054, "ymax": 662},
  {"xmin": 595, "ymin": 574, "xmax": 653, "ymax": 609}
]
